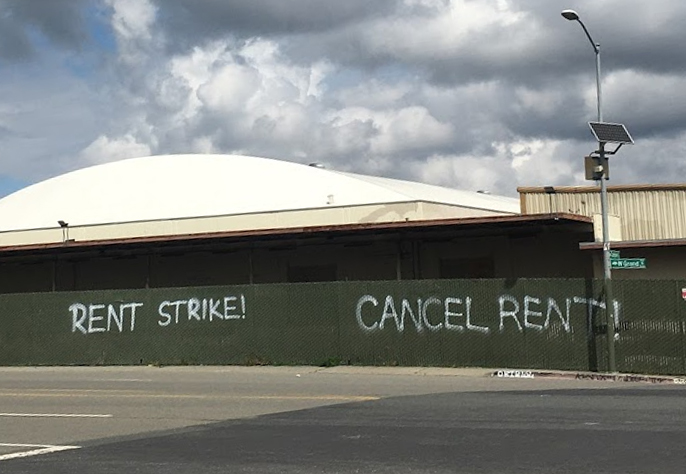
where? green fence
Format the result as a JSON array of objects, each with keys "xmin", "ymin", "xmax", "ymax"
[{"xmin": 1, "ymin": 279, "xmax": 685, "ymax": 374}]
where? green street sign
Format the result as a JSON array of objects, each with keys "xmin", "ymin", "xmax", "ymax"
[
  {"xmin": 611, "ymin": 258, "xmax": 646, "ymax": 269},
  {"xmin": 609, "ymin": 250, "xmax": 621, "ymax": 259}
]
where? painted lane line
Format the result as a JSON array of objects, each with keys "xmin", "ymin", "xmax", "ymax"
[
  {"xmin": 0, "ymin": 391, "xmax": 378, "ymax": 401},
  {"xmin": 1, "ymin": 444, "xmax": 54, "ymax": 447},
  {"xmin": 0, "ymin": 389, "xmax": 143, "ymax": 394},
  {"xmin": 0, "ymin": 413, "xmax": 113, "ymax": 418},
  {"xmin": 0, "ymin": 444, "xmax": 80, "ymax": 461},
  {"xmin": 253, "ymin": 395, "xmax": 379, "ymax": 401},
  {"xmin": 91, "ymin": 379, "xmax": 153, "ymax": 382}
]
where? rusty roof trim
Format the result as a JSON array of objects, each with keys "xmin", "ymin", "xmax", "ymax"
[
  {"xmin": 579, "ymin": 239, "xmax": 686, "ymax": 250},
  {"xmin": 0, "ymin": 213, "xmax": 592, "ymax": 254},
  {"xmin": 518, "ymin": 183, "xmax": 686, "ymax": 194}
]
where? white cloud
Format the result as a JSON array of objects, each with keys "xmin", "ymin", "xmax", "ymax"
[
  {"xmin": 79, "ymin": 134, "xmax": 151, "ymax": 165},
  {"xmin": 410, "ymin": 136, "xmax": 584, "ymax": 196},
  {"xmin": 369, "ymin": 106, "xmax": 454, "ymax": 155},
  {"xmin": 416, "ymin": 154, "xmax": 506, "ymax": 193},
  {"xmin": 333, "ymin": 80, "xmax": 414, "ymax": 109},
  {"xmin": 197, "ymin": 63, "xmax": 261, "ymax": 114},
  {"xmin": 360, "ymin": 0, "xmax": 531, "ymax": 62},
  {"xmin": 107, "ymin": 0, "xmax": 156, "ymax": 42}
]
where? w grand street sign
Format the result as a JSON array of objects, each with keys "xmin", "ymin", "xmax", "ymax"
[{"xmin": 611, "ymin": 258, "xmax": 646, "ymax": 270}]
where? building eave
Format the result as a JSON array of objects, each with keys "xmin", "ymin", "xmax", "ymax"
[
  {"xmin": 579, "ymin": 239, "xmax": 686, "ymax": 251},
  {"xmin": 518, "ymin": 183, "xmax": 686, "ymax": 194},
  {"xmin": 0, "ymin": 213, "xmax": 592, "ymax": 257}
]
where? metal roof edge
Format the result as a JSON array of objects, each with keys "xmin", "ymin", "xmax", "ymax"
[
  {"xmin": 0, "ymin": 199, "xmax": 515, "ymax": 235},
  {"xmin": 518, "ymin": 183, "xmax": 686, "ymax": 194},
  {"xmin": 0, "ymin": 213, "xmax": 592, "ymax": 254},
  {"xmin": 579, "ymin": 239, "xmax": 686, "ymax": 250}
]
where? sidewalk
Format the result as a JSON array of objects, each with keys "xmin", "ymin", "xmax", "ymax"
[{"xmin": 316, "ymin": 365, "xmax": 686, "ymax": 384}]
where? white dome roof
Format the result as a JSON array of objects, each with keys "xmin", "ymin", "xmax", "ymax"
[{"xmin": 0, "ymin": 154, "xmax": 518, "ymax": 231}]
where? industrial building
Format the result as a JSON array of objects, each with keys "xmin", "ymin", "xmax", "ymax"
[
  {"xmin": 519, "ymin": 184, "xmax": 686, "ymax": 279},
  {"xmin": 0, "ymin": 154, "xmax": 599, "ymax": 293},
  {"xmin": 0, "ymin": 154, "xmax": 682, "ymax": 293}
]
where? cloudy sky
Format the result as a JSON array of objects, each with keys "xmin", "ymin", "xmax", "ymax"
[{"xmin": 1, "ymin": 0, "xmax": 685, "ymax": 198}]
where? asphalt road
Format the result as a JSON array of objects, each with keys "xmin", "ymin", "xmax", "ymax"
[{"xmin": 1, "ymin": 366, "xmax": 685, "ymax": 473}]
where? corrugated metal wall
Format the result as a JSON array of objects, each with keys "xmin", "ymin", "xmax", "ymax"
[
  {"xmin": 519, "ymin": 185, "xmax": 686, "ymax": 241},
  {"xmin": 1, "ymin": 279, "xmax": 685, "ymax": 374}
]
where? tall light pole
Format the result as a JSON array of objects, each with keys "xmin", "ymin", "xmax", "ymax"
[{"xmin": 562, "ymin": 9, "xmax": 616, "ymax": 373}]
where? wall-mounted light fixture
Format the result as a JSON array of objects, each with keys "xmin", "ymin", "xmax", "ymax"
[{"xmin": 58, "ymin": 220, "xmax": 69, "ymax": 243}]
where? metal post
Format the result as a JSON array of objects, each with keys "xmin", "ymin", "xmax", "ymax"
[
  {"xmin": 248, "ymin": 248, "xmax": 254, "ymax": 284},
  {"xmin": 565, "ymin": 11, "xmax": 617, "ymax": 372},
  {"xmin": 591, "ymin": 34, "xmax": 602, "ymax": 123},
  {"xmin": 599, "ymin": 143, "xmax": 616, "ymax": 372},
  {"xmin": 594, "ymin": 42, "xmax": 617, "ymax": 373},
  {"xmin": 396, "ymin": 241, "xmax": 402, "ymax": 281}
]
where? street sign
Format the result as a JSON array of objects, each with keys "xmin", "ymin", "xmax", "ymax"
[
  {"xmin": 611, "ymin": 258, "xmax": 646, "ymax": 269},
  {"xmin": 609, "ymin": 250, "xmax": 621, "ymax": 259}
]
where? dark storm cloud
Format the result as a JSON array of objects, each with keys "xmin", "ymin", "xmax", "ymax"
[
  {"xmin": 153, "ymin": 0, "xmax": 404, "ymax": 51},
  {"xmin": 145, "ymin": 0, "xmax": 686, "ymax": 109},
  {"xmin": 0, "ymin": 18, "xmax": 32, "ymax": 60},
  {"xmin": 0, "ymin": 0, "xmax": 89, "ymax": 59},
  {"xmin": 262, "ymin": 0, "xmax": 686, "ymax": 85}
]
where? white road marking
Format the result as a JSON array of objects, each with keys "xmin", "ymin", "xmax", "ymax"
[
  {"xmin": 0, "ymin": 390, "xmax": 377, "ymax": 401},
  {"xmin": 0, "ymin": 413, "xmax": 112, "ymax": 418},
  {"xmin": 0, "ymin": 444, "xmax": 80, "ymax": 461}
]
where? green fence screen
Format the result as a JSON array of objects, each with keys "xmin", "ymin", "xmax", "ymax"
[{"xmin": 1, "ymin": 279, "xmax": 685, "ymax": 374}]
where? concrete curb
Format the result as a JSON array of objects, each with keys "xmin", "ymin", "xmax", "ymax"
[
  {"xmin": 1, "ymin": 365, "xmax": 683, "ymax": 385},
  {"xmin": 316, "ymin": 366, "xmax": 686, "ymax": 385},
  {"xmin": 492, "ymin": 368, "xmax": 686, "ymax": 385}
]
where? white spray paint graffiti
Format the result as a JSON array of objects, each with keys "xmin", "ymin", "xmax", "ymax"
[
  {"xmin": 158, "ymin": 295, "xmax": 246, "ymax": 327},
  {"xmin": 70, "ymin": 302, "xmax": 144, "ymax": 335},
  {"xmin": 498, "ymin": 295, "xmax": 578, "ymax": 332},
  {"xmin": 356, "ymin": 295, "xmax": 489, "ymax": 334},
  {"xmin": 357, "ymin": 294, "xmax": 621, "ymax": 334},
  {"xmin": 69, "ymin": 294, "xmax": 246, "ymax": 335}
]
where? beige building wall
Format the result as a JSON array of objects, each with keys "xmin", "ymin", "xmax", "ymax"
[
  {"xmin": 0, "ymin": 201, "xmax": 514, "ymax": 248},
  {"xmin": 519, "ymin": 184, "xmax": 686, "ymax": 241}
]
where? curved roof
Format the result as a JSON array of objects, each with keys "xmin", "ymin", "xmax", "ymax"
[{"xmin": 0, "ymin": 154, "xmax": 519, "ymax": 231}]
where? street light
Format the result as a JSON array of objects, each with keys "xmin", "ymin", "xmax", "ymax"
[
  {"xmin": 561, "ymin": 10, "xmax": 603, "ymax": 124},
  {"xmin": 562, "ymin": 9, "xmax": 616, "ymax": 373}
]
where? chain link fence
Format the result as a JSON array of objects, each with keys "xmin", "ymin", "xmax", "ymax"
[{"xmin": 1, "ymin": 278, "xmax": 685, "ymax": 374}]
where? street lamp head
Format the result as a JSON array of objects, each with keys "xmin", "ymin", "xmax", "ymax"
[{"xmin": 561, "ymin": 9, "xmax": 579, "ymax": 21}]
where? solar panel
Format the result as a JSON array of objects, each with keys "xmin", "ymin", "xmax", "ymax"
[{"xmin": 588, "ymin": 122, "xmax": 634, "ymax": 144}]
